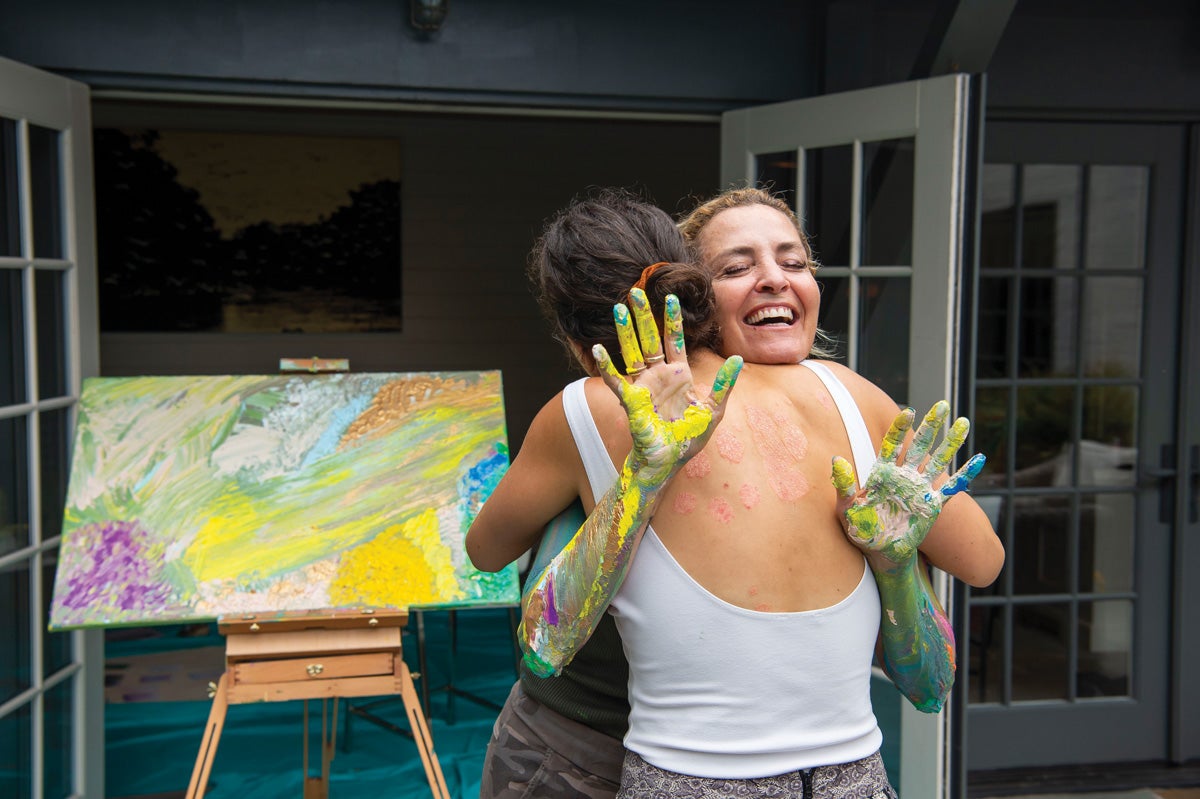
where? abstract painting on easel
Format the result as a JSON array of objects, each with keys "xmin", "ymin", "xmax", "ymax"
[{"xmin": 48, "ymin": 371, "xmax": 518, "ymax": 629}]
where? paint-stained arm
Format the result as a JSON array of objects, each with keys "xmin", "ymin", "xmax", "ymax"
[
  {"xmin": 831, "ymin": 402, "xmax": 986, "ymax": 713},
  {"xmin": 521, "ymin": 290, "xmax": 743, "ymax": 676}
]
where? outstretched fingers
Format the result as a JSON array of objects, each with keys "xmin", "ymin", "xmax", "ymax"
[
  {"xmin": 831, "ymin": 455, "xmax": 859, "ymax": 499},
  {"xmin": 879, "ymin": 408, "xmax": 916, "ymax": 463},
  {"xmin": 904, "ymin": 401, "xmax": 949, "ymax": 467},
  {"xmin": 628, "ymin": 288, "xmax": 663, "ymax": 365},
  {"xmin": 940, "ymin": 453, "xmax": 986, "ymax": 498},
  {"xmin": 926, "ymin": 416, "xmax": 970, "ymax": 476},
  {"xmin": 613, "ymin": 303, "xmax": 645, "ymax": 376},
  {"xmin": 593, "ymin": 344, "xmax": 628, "ymax": 401},
  {"xmin": 708, "ymin": 355, "xmax": 743, "ymax": 412},
  {"xmin": 663, "ymin": 295, "xmax": 687, "ymax": 362}
]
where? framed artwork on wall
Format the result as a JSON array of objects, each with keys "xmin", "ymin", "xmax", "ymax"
[{"xmin": 93, "ymin": 128, "xmax": 402, "ymax": 334}]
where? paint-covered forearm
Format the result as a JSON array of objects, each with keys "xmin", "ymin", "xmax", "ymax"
[
  {"xmin": 519, "ymin": 290, "xmax": 741, "ymax": 677},
  {"xmin": 832, "ymin": 401, "xmax": 986, "ymax": 712},
  {"xmin": 519, "ymin": 455, "xmax": 669, "ymax": 677},
  {"xmin": 872, "ymin": 555, "xmax": 955, "ymax": 713}
]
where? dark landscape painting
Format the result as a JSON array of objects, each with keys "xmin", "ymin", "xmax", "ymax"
[{"xmin": 94, "ymin": 128, "xmax": 402, "ymax": 333}]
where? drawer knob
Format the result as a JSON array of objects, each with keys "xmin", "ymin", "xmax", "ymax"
[{"xmin": 306, "ymin": 663, "xmax": 325, "ymax": 677}]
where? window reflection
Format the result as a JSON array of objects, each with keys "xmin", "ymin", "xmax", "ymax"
[
  {"xmin": 804, "ymin": 145, "xmax": 853, "ymax": 266},
  {"xmin": 1077, "ymin": 600, "xmax": 1132, "ymax": 698},
  {"xmin": 1013, "ymin": 603, "xmax": 1070, "ymax": 701},
  {"xmin": 1021, "ymin": 165, "xmax": 1081, "ymax": 270},
  {"xmin": 861, "ymin": 138, "xmax": 914, "ymax": 266},
  {"xmin": 1086, "ymin": 166, "xmax": 1148, "ymax": 271}
]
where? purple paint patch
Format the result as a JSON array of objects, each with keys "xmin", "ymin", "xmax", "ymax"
[
  {"xmin": 56, "ymin": 520, "xmax": 176, "ymax": 622},
  {"xmin": 544, "ymin": 580, "xmax": 559, "ymax": 626}
]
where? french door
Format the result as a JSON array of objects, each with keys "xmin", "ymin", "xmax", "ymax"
[
  {"xmin": 964, "ymin": 120, "xmax": 1190, "ymax": 770},
  {"xmin": 721, "ymin": 73, "xmax": 981, "ymax": 799},
  {"xmin": 0, "ymin": 55, "xmax": 102, "ymax": 798}
]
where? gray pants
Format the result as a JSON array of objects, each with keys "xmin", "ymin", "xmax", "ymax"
[
  {"xmin": 616, "ymin": 749, "xmax": 898, "ymax": 799},
  {"xmin": 479, "ymin": 682, "xmax": 624, "ymax": 799}
]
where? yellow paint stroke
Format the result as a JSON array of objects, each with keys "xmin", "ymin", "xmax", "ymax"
[{"xmin": 328, "ymin": 509, "xmax": 463, "ymax": 607}]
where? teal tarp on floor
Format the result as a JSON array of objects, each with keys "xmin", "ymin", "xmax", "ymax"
[{"xmin": 106, "ymin": 608, "xmax": 901, "ymax": 798}]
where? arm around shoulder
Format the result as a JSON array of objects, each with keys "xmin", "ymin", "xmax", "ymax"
[{"xmin": 821, "ymin": 360, "xmax": 1005, "ymax": 588}]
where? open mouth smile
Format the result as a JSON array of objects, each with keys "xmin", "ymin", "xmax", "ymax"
[{"xmin": 744, "ymin": 306, "xmax": 795, "ymax": 326}]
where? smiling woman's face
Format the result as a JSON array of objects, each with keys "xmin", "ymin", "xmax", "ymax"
[{"xmin": 695, "ymin": 203, "xmax": 821, "ymax": 365}]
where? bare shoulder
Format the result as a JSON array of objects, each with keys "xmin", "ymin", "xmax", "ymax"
[{"xmin": 807, "ymin": 360, "xmax": 901, "ymax": 439}]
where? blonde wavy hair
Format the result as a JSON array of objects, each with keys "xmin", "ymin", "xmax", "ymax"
[{"xmin": 678, "ymin": 187, "xmax": 838, "ymax": 360}]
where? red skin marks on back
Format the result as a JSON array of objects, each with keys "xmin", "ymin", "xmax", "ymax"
[
  {"xmin": 708, "ymin": 496, "xmax": 734, "ymax": 524},
  {"xmin": 739, "ymin": 483, "xmax": 761, "ymax": 509},
  {"xmin": 673, "ymin": 491, "xmax": 698, "ymax": 515},
  {"xmin": 683, "ymin": 450, "xmax": 712, "ymax": 479},
  {"xmin": 714, "ymin": 428, "xmax": 744, "ymax": 464},
  {"xmin": 745, "ymin": 405, "xmax": 811, "ymax": 501}
]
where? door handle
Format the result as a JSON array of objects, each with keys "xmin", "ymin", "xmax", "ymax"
[
  {"xmin": 1144, "ymin": 445, "xmax": 1178, "ymax": 524},
  {"xmin": 1145, "ymin": 444, "xmax": 1200, "ymax": 524},
  {"xmin": 1189, "ymin": 445, "xmax": 1199, "ymax": 524}
]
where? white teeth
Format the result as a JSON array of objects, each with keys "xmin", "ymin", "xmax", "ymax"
[{"xmin": 745, "ymin": 307, "xmax": 795, "ymax": 325}]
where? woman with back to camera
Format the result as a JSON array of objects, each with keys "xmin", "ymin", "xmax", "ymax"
[{"xmin": 468, "ymin": 187, "xmax": 1003, "ymax": 798}]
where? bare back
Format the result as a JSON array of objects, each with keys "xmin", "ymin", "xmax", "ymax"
[{"xmin": 581, "ymin": 350, "xmax": 868, "ymax": 614}]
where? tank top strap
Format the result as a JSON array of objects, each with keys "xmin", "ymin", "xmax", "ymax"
[
  {"xmin": 799, "ymin": 360, "xmax": 877, "ymax": 478},
  {"xmin": 561, "ymin": 378, "xmax": 619, "ymax": 500}
]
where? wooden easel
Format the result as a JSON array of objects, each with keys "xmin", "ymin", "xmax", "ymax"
[{"xmin": 184, "ymin": 610, "xmax": 450, "ymax": 799}]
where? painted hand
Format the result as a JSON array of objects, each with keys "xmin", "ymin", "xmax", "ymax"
[
  {"xmin": 594, "ymin": 288, "xmax": 742, "ymax": 484},
  {"xmin": 831, "ymin": 401, "xmax": 985, "ymax": 569}
]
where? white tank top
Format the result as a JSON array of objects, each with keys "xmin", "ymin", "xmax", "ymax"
[{"xmin": 561, "ymin": 360, "xmax": 884, "ymax": 778}]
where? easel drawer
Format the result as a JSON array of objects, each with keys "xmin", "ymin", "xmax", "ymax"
[{"xmin": 231, "ymin": 652, "xmax": 395, "ymax": 685}]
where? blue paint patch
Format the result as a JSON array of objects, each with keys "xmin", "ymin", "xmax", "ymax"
[{"xmin": 301, "ymin": 395, "xmax": 373, "ymax": 467}]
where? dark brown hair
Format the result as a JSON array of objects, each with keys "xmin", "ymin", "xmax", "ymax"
[{"xmin": 529, "ymin": 188, "xmax": 719, "ymax": 373}]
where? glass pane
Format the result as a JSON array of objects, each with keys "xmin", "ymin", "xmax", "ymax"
[
  {"xmin": 1014, "ymin": 385, "xmax": 1073, "ymax": 483},
  {"xmin": 36, "ymin": 269, "xmax": 67, "ymax": 399},
  {"xmin": 1083, "ymin": 384, "xmax": 1138, "ymax": 449},
  {"xmin": 39, "ymin": 407, "xmax": 71, "ymax": 543},
  {"xmin": 1081, "ymin": 385, "xmax": 1138, "ymax": 487},
  {"xmin": 43, "ymin": 549, "xmax": 71, "ymax": 677},
  {"xmin": 1077, "ymin": 600, "xmax": 1132, "ymax": 698},
  {"xmin": 44, "ymin": 678, "xmax": 74, "ymax": 798},
  {"xmin": 974, "ymin": 387, "xmax": 1010, "ymax": 482},
  {"xmin": 1, "ymin": 268, "xmax": 26, "ymax": 406},
  {"xmin": 977, "ymin": 276, "xmax": 1011, "ymax": 379},
  {"xmin": 1, "ymin": 560, "xmax": 32, "ymax": 703},
  {"xmin": 861, "ymin": 138, "xmax": 914, "ymax": 266},
  {"xmin": 1012, "ymin": 494, "xmax": 1071, "ymax": 595},
  {"xmin": 0, "ymin": 118, "xmax": 18, "ymax": 258},
  {"xmin": 1082, "ymin": 276, "xmax": 1142, "ymax": 378},
  {"xmin": 858, "ymin": 277, "xmax": 910, "ymax": 402},
  {"xmin": 1086, "ymin": 166, "xmax": 1149, "ymax": 271},
  {"xmin": 29, "ymin": 125, "xmax": 63, "ymax": 260},
  {"xmin": 980, "ymin": 164, "xmax": 1016, "ymax": 270},
  {"xmin": 1013, "ymin": 603, "xmax": 1069, "ymax": 701},
  {"xmin": 816, "ymin": 275, "xmax": 849, "ymax": 364},
  {"xmin": 1018, "ymin": 276, "xmax": 1078, "ymax": 377},
  {"xmin": 804, "ymin": 145, "xmax": 852, "ymax": 266},
  {"xmin": 1020, "ymin": 165, "xmax": 1082, "ymax": 270},
  {"xmin": 0, "ymin": 698, "xmax": 32, "ymax": 799},
  {"xmin": 1080, "ymin": 493, "xmax": 1134, "ymax": 593},
  {"xmin": 968, "ymin": 604, "xmax": 1005, "ymax": 703},
  {"xmin": 754, "ymin": 150, "xmax": 798, "ymax": 209},
  {"xmin": 1, "ymin": 415, "xmax": 31, "ymax": 557}
]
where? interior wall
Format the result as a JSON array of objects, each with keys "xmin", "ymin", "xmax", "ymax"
[{"xmin": 94, "ymin": 102, "xmax": 720, "ymax": 451}]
